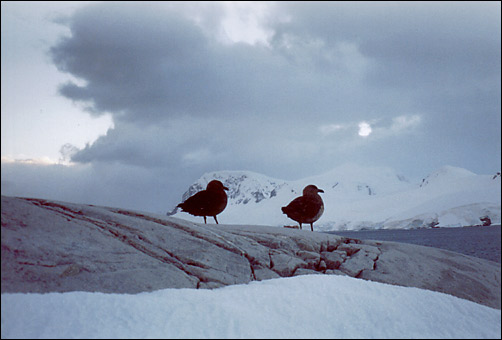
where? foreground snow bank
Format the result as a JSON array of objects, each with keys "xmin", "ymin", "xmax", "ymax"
[{"xmin": 2, "ymin": 275, "xmax": 500, "ymax": 339}]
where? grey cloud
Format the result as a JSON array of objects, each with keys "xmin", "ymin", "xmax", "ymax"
[
  {"xmin": 70, "ymin": 116, "xmax": 322, "ymax": 178},
  {"xmin": 49, "ymin": 1, "xmax": 500, "ymax": 180},
  {"xmin": 50, "ymin": 2, "xmax": 377, "ymax": 124},
  {"xmin": 1, "ymin": 161, "xmax": 195, "ymax": 213},
  {"xmin": 51, "ymin": 2, "xmax": 211, "ymax": 120},
  {"xmin": 58, "ymin": 143, "xmax": 79, "ymax": 164},
  {"xmin": 273, "ymin": 2, "xmax": 501, "ymax": 171},
  {"xmin": 72, "ymin": 118, "xmax": 214, "ymax": 167},
  {"xmin": 272, "ymin": 2, "xmax": 501, "ymax": 89}
]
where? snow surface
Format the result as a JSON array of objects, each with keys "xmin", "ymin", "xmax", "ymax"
[
  {"xmin": 171, "ymin": 164, "xmax": 501, "ymax": 231},
  {"xmin": 2, "ymin": 275, "xmax": 500, "ymax": 339}
]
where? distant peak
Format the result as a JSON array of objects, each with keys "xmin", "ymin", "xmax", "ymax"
[{"xmin": 420, "ymin": 166, "xmax": 476, "ymax": 187}]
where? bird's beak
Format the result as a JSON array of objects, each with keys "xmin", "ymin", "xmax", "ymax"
[
  {"xmin": 318, "ymin": 189, "xmax": 324, "ymax": 193},
  {"xmin": 223, "ymin": 186, "xmax": 229, "ymax": 191}
]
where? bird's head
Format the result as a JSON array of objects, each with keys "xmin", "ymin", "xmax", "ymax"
[
  {"xmin": 207, "ymin": 180, "xmax": 229, "ymax": 191},
  {"xmin": 303, "ymin": 185, "xmax": 324, "ymax": 195}
]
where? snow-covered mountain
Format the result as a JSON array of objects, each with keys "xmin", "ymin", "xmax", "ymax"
[
  {"xmin": 419, "ymin": 165, "xmax": 476, "ymax": 188},
  {"xmin": 170, "ymin": 164, "xmax": 501, "ymax": 231}
]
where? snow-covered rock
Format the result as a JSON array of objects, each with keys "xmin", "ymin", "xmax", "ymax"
[
  {"xmin": 2, "ymin": 195, "xmax": 500, "ymax": 310},
  {"xmin": 170, "ymin": 164, "xmax": 501, "ymax": 230}
]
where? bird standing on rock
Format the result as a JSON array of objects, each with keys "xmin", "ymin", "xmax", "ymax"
[
  {"xmin": 282, "ymin": 185, "xmax": 324, "ymax": 231},
  {"xmin": 177, "ymin": 180, "xmax": 229, "ymax": 224}
]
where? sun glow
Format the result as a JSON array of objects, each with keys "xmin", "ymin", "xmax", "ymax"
[{"xmin": 358, "ymin": 121, "xmax": 372, "ymax": 137}]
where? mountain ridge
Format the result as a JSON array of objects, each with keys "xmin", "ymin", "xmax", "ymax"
[{"xmin": 170, "ymin": 164, "xmax": 501, "ymax": 230}]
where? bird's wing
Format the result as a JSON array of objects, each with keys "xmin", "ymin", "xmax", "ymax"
[
  {"xmin": 285, "ymin": 197, "xmax": 320, "ymax": 219},
  {"xmin": 178, "ymin": 191, "xmax": 211, "ymax": 213}
]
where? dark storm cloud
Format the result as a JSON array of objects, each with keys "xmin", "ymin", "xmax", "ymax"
[
  {"xmin": 51, "ymin": 4, "xmax": 244, "ymax": 119},
  {"xmin": 271, "ymin": 1, "xmax": 501, "ymax": 175},
  {"xmin": 273, "ymin": 2, "xmax": 501, "ymax": 107},
  {"xmin": 50, "ymin": 1, "xmax": 500, "ymax": 179},
  {"xmin": 51, "ymin": 2, "xmax": 214, "ymax": 120},
  {"xmin": 71, "ymin": 118, "xmax": 226, "ymax": 168},
  {"xmin": 50, "ymin": 2, "xmax": 377, "ymax": 123}
]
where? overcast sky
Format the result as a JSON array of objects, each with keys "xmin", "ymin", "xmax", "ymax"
[{"xmin": 2, "ymin": 1, "xmax": 501, "ymax": 214}]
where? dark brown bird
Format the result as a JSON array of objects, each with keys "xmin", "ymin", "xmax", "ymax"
[
  {"xmin": 177, "ymin": 180, "xmax": 229, "ymax": 224},
  {"xmin": 282, "ymin": 185, "xmax": 324, "ymax": 231}
]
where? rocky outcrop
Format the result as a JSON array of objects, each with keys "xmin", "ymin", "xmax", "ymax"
[{"xmin": 1, "ymin": 196, "xmax": 500, "ymax": 309}]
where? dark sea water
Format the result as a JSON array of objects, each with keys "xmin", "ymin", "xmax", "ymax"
[{"xmin": 326, "ymin": 225, "xmax": 501, "ymax": 263}]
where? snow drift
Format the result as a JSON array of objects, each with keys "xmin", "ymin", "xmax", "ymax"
[{"xmin": 2, "ymin": 275, "xmax": 500, "ymax": 339}]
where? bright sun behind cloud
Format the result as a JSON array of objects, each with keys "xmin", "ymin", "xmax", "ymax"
[{"xmin": 358, "ymin": 121, "xmax": 372, "ymax": 137}]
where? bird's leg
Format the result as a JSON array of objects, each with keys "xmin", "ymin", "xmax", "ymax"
[
  {"xmin": 203, "ymin": 216, "xmax": 207, "ymax": 224},
  {"xmin": 310, "ymin": 223, "xmax": 314, "ymax": 232},
  {"xmin": 299, "ymin": 223, "xmax": 302, "ymax": 230},
  {"xmin": 214, "ymin": 216, "xmax": 219, "ymax": 224}
]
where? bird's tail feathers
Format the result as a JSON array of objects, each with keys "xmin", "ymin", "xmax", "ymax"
[{"xmin": 167, "ymin": 205, "xmax": 181, "ymax": 216}]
